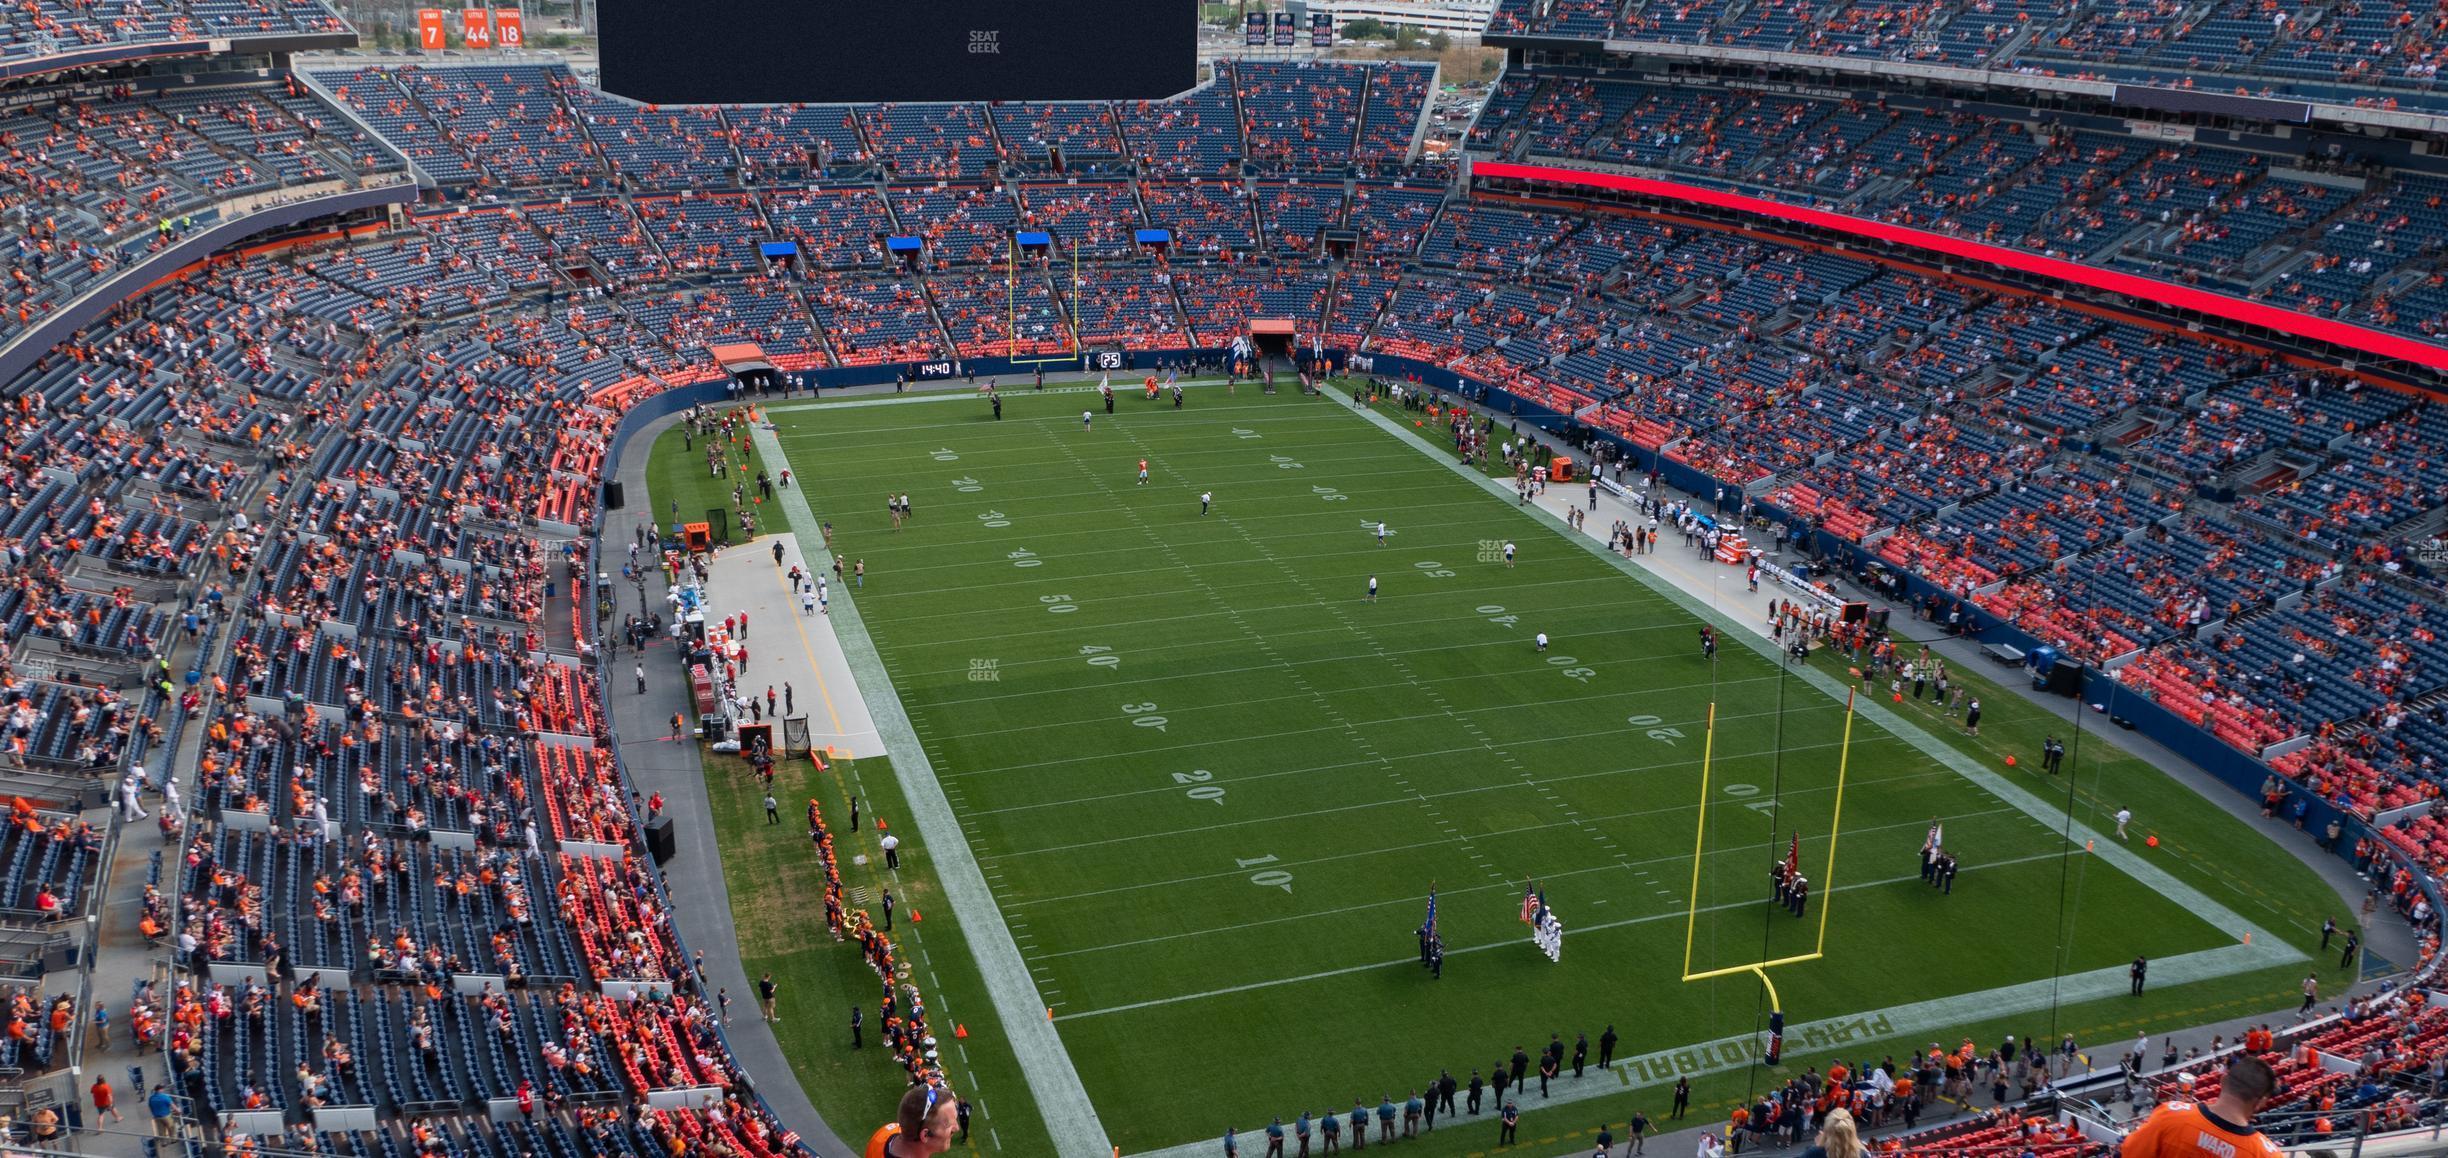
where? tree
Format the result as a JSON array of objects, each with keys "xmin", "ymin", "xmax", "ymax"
[
  {"xmin": 1340, "ymin": 17, "xmax": 1392, "ymax": 39},
  {"xmin": 1393, "ymin": 22, "xmax": 1420, "ymax": 48},
  {"xmin": 1427, "ymin": 31, "xmax": 1452, "ymax": 52}
]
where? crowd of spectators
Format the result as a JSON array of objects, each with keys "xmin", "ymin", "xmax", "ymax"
[
  {"xmin": 1465, "ymin": 73, "xmax": 2448, "ymax": 346},
  {"xmin": 10, "ymin": 31, "xmax": 2448, "ymax": 1158},
  {"xmin": 1483, "ymin": 0, "xmax": 2448, "ymax": 114}
]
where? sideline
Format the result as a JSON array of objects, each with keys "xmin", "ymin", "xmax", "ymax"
[{"xmin": 749, "ymin": 418, "xmax": 1116, "ymax": 1158}]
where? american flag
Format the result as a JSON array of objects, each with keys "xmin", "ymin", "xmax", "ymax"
[
  {"xmin": 1924, "ymin": 820, "xmax": 1943, "ymax": 853},
  {"xmin": 1519, "ymin": 880, "xmax": 1539, "ymax": 924},
  {"xmin": 1425, "ymin": 886, "xmax": 1439, "ymax": 939}
]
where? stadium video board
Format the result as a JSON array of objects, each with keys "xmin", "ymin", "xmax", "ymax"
[{"xmin": 599, "ymin": 0, "xmax": 1198, "ymax": 105}]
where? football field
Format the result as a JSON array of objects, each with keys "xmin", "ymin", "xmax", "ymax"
[{"xmin": 728, "ymin": 381, "xmax": 2332, "ymax": 1155}]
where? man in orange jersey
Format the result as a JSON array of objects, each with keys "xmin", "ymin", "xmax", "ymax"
[{"xmin": 2120, "ymin": 1053, "xmax": 2282, "ymax": 1157}]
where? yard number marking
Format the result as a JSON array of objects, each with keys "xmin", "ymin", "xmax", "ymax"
[
  {"xmin": 931, "ymin": 448, "xmax": 960, "ymax": 462},
  {"xmin": 1230, "ymin": 427, "xmax": 1263, "ymax": 440},
  {"xmin": 1122, "ymin": 701, "xmax": 1168, "ymax": 732},
  {"xmin": 1078, "ymin": 645, "xmax": 1120, "ymax": 669},
  {"xmin": 1629, "ymin": 713, "xmax": 1681, "ymax": 744},
  {"xmin": 1236, "ymin": 854, "xmax": 1294, "ymax": 892},
  {"xmin": 979, "ymin": 510, "xmax": 1012, "ymax": 528},
  {"xmin": 952, "ymin": 476, "xmax": 984, "ymax": 493},
  {"xmin": 1008, "ymin": 549, "xmax": 1042, "ymax": 568},
  {"xmin": 1040, "ymin": 593, "xmax": 1079, "ymax": 613},
  {"xmin": 1415, "ymin": 561, "xmax": 1454, "ymax": 578},
  {"xmin": 1172, "ymin": 769, "xmax": 1225, "ymax": 805},
  {"xmin": 1312, "ymin": 485, "xmax": 1349, "ymax": 502},
  {"xmin": 1723, "ymin": 782, "xmax": 1778, "ymax": 816},
  {"xmin": 1269, "ymin": 455, "xmax": 1304, "ymax": 470}
]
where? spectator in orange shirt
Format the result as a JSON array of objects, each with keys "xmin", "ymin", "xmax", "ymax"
[{"xmin": 2120, "ymin": 1053, "xmax": 2282, "ymax": 1157}]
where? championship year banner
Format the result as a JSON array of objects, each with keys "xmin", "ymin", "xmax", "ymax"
[{"xmin": 1245, "ymin": 12, "xmax": 1267, "ymax": 45}]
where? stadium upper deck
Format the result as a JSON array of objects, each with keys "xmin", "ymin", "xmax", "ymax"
[
  {"xmin": 0, "ymin": 0, "xmax": 352, "ymax": 81},
  {"xmin": 1484, "ymin": 0, "xmax": 2448, "ymax": 117}
]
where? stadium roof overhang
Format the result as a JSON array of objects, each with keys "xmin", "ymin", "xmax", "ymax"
[
  {"xmin": 0, "ymin": 29, "xmax": 357, "ymax": 87},
  {"xmin": 708, "ymin": 343, "xmax": 777, "ymax": 376},
  {"xmin": 1479, "ymin": 34, "xmax": 2448, "ymax": 137}
]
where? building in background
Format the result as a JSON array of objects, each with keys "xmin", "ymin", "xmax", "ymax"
[{"xmin": 1291, "ymin": 0, "xmax": 1494, "ymax": 42}]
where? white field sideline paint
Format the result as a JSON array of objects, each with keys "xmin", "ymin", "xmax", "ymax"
[
  {"xmin": 750, "ymin": 421, "xmax": 1114, "ymax": 1158},
  {"xmin": 1126, "ymin": 936, "xmax": 2280, "ymax": 1158}
]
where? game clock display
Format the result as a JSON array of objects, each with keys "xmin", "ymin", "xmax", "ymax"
[{"xmin": 599, "ymin": 0, "xmax": 1197, "ymax": 105}]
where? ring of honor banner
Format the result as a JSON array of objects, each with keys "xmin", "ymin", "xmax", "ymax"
[
  {"xmin": 460, "ymin": 7, "xmax": 493, "ymax": 48},
  {"xmin": 416, "ymin": 8, "xmax": 446, "ymax": 50},
  {"xmin": 492, "ymin": 8, "xmax": 524, "ymax": 48},
  {"xmin": 602, "ymin": 0, "xmax": 1195, "ymax": 105}
]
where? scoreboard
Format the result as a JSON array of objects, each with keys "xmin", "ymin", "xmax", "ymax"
[{"xmin": 600, "ymin": 0, "xmax": 1198, "ymax": 105}]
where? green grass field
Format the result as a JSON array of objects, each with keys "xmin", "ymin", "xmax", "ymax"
[{"xmin": 656, "ymin": 382, "xmax": 2351, "ymax": 1156}]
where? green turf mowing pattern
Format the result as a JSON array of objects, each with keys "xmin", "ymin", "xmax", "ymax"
[{"xmin": 669, "ymin": 384, "xmax": 2343, "ymax": 1156}]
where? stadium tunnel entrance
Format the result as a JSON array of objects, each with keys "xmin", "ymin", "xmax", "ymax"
[{"xmin": 710, "ymin": 342, "xmax": 785, "ymax": 395}]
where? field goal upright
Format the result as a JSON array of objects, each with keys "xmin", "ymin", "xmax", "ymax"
[{"xmin": 1677, "ymin": 690, "xmax": 1861, "ymax": 1057}]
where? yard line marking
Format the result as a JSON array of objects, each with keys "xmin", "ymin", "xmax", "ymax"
[
  {"xmin": 872, "ymin": 578, "xmax": 1703, "ymax": 654},
  {"xmin": 1058, "ymin": 852, "xmax": 2069, "ymax": 1022},
  {"xmin": 942, "ymin": 695, "xmax": 1873, "ymax": 781},
  {"xmin": 1041, "ymin": 421, "xmax": 1524, "ymax": 893},
  {"xmin": 982, "ymin": 746, "xmax": 1957, "ymax": 863},
  {"xmin": 1012, "ymin": 805, "xmax": 2025, "ymax": 910},
  {"xmin": 751, "ymin": 420, "xmax": 1112, "ymax": 1158}
]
